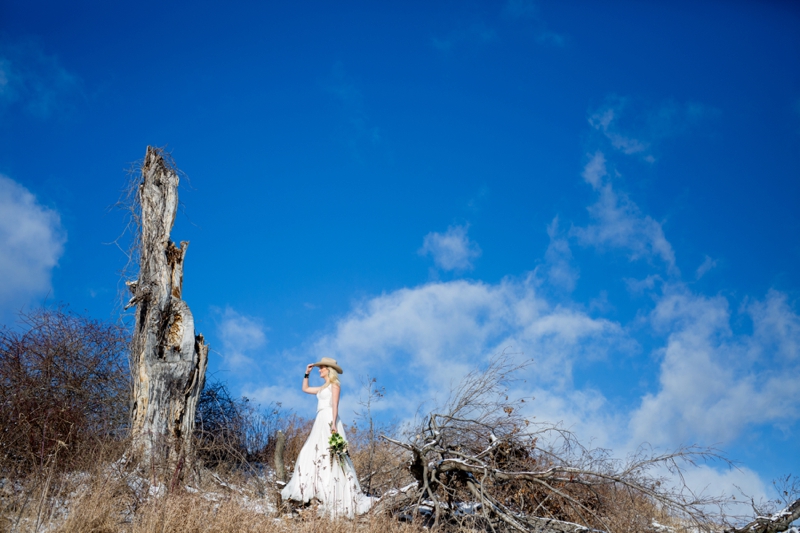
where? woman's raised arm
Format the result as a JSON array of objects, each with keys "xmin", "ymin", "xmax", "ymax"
[{"xmin": 301, "ymin": 364, "xmax": 323, "ymax": 394}]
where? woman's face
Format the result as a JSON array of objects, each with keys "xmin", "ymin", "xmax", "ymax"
[{"xmin": 319, "ymin": 366, "xmax": 329, "ymax": 378}]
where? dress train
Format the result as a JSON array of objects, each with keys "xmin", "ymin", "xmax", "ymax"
[{"xmin": 280, "ymin": 386, "xmax": 374, "ymax": 518}]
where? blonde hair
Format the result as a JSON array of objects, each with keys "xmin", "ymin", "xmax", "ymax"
[{"xmin": 324, "ymin": 367, "xmax": 341, "ymax": 389}]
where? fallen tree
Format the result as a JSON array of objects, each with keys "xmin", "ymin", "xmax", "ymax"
[
  {"xmin": 724, "ymin": 497, "xmax": 800, "ymax": 533},
  {"xmin": 376, "ymin": 355, "xmax": 797, "ymax": 533}
]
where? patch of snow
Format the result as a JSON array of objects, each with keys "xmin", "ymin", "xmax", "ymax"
[
  {"xmin": 651, "ymin": 519, "xmax": 675, "ymax": 532},
  {"xmin": 454, "ymin": 501, "xmax": 481, "ymax": 516}
]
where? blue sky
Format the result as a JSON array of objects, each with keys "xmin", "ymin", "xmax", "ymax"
[{"xmin": 1, "ymin": 0, "xmax": 799, "ymax": 512}]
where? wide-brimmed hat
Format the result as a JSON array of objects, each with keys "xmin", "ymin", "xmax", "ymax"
[{"xmin": 311, "ymin": 357, "xmax": 343, "ymax": 374}]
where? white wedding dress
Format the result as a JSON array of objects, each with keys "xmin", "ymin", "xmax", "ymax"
[{"xmin": 280, "ymin": 386, "xmax": 374, "ymax": 518}]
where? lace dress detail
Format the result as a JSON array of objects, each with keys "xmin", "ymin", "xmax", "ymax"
[{"xmin": 280, "ymin": 386, "xmax": 374, "ymax": 517}]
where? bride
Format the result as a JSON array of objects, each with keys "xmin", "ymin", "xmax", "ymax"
[{"xmin": 280, "ymin": 357, "xmax": 374, "ymax": 518}]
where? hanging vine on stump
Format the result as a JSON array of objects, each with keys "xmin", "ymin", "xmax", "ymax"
[{"xmin": 125, "ymin": 146, "xmax": 208, "ymax": 476}]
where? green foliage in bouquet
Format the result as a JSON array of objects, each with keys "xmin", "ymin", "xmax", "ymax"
[{"xmin": 327, "ymin": 432, "xmax": 350, "ymax": 469}]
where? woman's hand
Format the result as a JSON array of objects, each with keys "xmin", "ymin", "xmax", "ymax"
[
  {"xmin": 330, "ymin": 423, "xmax": 337, "ymax": 434},
  {"xmin": 301, "ymin": 364, "xmax": 317, "ymax": 394}
]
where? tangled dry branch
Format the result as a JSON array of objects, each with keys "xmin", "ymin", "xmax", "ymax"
[
  {"xmin": 723, "ymin": 497, "xmax": 800, "ymax": 533},
  {"xmin": 376, "ymin": 355, "xmax": 758, "ymax": 533}
]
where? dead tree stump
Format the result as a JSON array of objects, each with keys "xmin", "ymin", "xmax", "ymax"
[
  {"xmin": 126, "ymin": 146, "xmax": 208, "ymax": 474},
  {"xmin": 274, "ymin": 430, "xmax": 286, "ymax": 483}
]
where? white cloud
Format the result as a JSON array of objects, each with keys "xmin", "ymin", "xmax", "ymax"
[
  {"xmin": 625, "ymin": 274, "xmax": 662, "ymax": 295},
  {"xmin": 748, "ymin": 289, "xmax": 800, "ymax": 363},
  {"xmin": 0, "ymin": 174, "xmax": 66, "ymax": 317},
  {"xmin": 543, "ymin": 216, "xmax": 578, "ymax": 292},
  {"xmin": 680, "ymin": 464, "xmax": 771, "ymax": 521},
  {"xmin": 516, "ymin": 385, "xmax": 625, "ymax": 450},
  {"xmin": 695, "ymin": 254, "xmax": 717, "ymax": 279},
  {"xmin": 588, "ymin": 98, "xmax": 719, "ymax": 161},
  {"xmin": 630, "ymin": 286, "xmax": 800, "ymax": 447},
  {"xmin": 0, "ymin": 41, "xmax": 82, "ymax": 118},
  {"xmin": 573, "ymin": 152, "xmax": 677, "ymax": 271},
  {"xmin": 215, "ymin": 306, "xmax": 267, "ymax": 372},
  {"xmin": 310, "ymin": 276, "xmax": 628, "ymax": 421},
  {"xmin": 419, "ymin": 224, "xmax": 482, "ymax": 271},
  {"xmin": 589, "ymin": 107, "xmax": 650, "ymax": 155},
  {"xmin": 242, "ymin": 381, "xmax": 309, "ymax": 412},
  {"xmin": 580, "ymin": 150, "xmax": 607, "ymax": 190}
]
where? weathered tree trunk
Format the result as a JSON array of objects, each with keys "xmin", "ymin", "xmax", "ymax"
[{"xmin": 126, "ymin": 146, "xmax": 208, "ymax": 471}]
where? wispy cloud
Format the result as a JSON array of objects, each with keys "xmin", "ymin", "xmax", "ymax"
[
  {"xmin": 589, "ymin": 97, "xmax": 718, "ymax": 162},
  {"xmin": 695, "ymin": 255, "xmax": 717, "ymax": 279},
  {"xmin": 466, "ymin": 186, "xmax": 489, "ymax": 212},
  {"xmin": 572, "ymin": 152, "xmax": 677, "ymax": 271},
  {"xmin": 214, "ymin": 306, "xmax": 267, "ymax": 372},
  {"xmin": 624, "ymin": 274, "xmax": 662, "ymax": 295},
  {"xmin": 0, "ymin": 174, "xmax": 66, "ymax": 317},
  {"xmin": 0, "ymin": 40, "xmax": 82, "ymax": 119},
  {"xmin": 630, "ymin": 287, "xmax": 800, "ymax": 446},
  {"xmin": 576, "ymin": 105, "xmax": 800, "ymax": 470},
  {"xmin": 419, "ymin": 224, "xmax": 482, "ymax": 271},
  {"xmin": 542, "ymin": 216, "xmax": 578, "ymax": 292},
  {"xmin": 589, "ymin": 107, "xmax": 650, "ymax": 155}
]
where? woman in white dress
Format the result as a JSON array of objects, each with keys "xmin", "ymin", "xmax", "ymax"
[{"xmin": 280, "ymin": 357, "xmax": 374, "ymax": 518}]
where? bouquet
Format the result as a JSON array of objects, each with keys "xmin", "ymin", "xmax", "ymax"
[{"xmin": 327, "ymin": 432, "xmax": 350, "ymax": 469}]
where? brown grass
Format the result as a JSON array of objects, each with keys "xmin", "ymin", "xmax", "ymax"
[
  {"xmin": 0, "ymin": 463, "xmax": 428, "ymax": 533},
  {"xmin": 57, "ymin": 493, "xmax": 425, "ymax": 533}
]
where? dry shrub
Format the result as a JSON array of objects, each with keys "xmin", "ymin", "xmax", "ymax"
[
  {"xmin": 195, "ymin": 381, "xmax": 259, "ymax": 469},
  {"xmin": 0, "ymin": 307, "xmax": 130, "ymax": 478},
  {"xmin": 194, "ymin": 380, "xmax": 317, "ymax": 482},
  {"xmin": 346, "ymin": 422, "xmax": 412, "ymax": 497},
  {"xmin": 465, "ymin": 448, "xmax": 673, "ymax": 532}
]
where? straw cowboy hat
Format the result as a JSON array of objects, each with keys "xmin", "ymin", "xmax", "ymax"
[{"xmin": 311, "ymin": 357, "xmax": 343, "ymax": 374}]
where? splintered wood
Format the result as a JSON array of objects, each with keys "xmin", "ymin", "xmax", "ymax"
[{"xmin": 127, "ymin": 146, "xmax": 208, "ymax": 473}]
